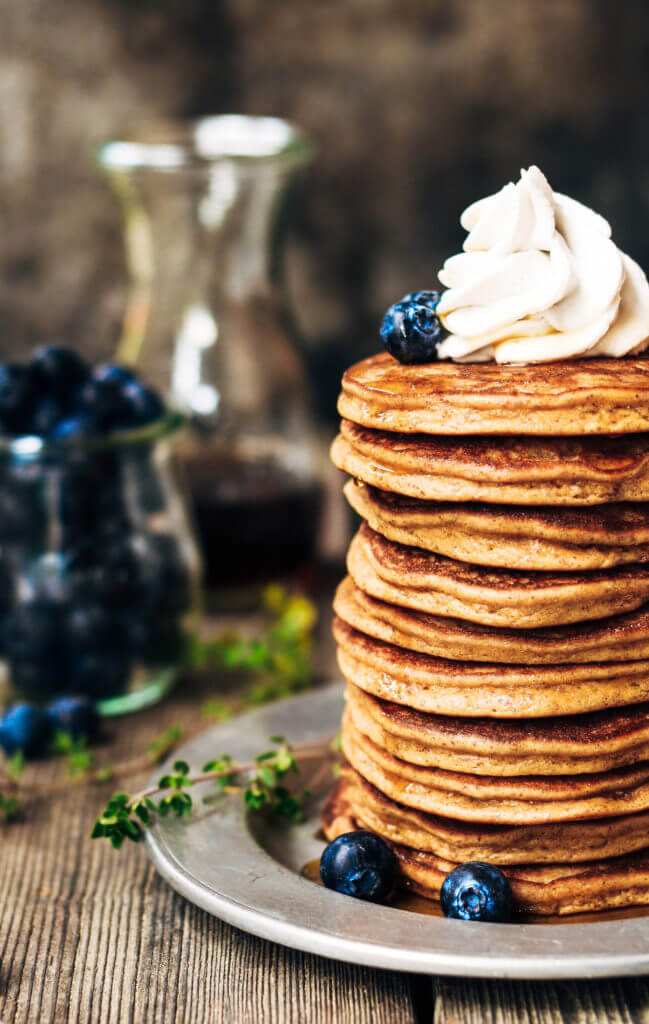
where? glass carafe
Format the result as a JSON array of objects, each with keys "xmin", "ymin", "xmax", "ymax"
[{"xmin": 98, "ymin": 117, "xmax": 321, "ymax": 591}]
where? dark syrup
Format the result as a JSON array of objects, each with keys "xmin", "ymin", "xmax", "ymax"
[
  {"xmin": 181, "ymin": 451, "xmax": 322, "ymax": 587},
  {"xmin": 300, "ymin": 860, "xmax": 649, "ymax": 925}
]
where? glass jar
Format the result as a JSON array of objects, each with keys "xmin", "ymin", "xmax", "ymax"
[
  {"xmin": 0, "ymin": 415, "xmax": 201, "ymax": 715},
  {"xmin": 97, "ymin": 117, "xmax": 323, "ymax": 593}
]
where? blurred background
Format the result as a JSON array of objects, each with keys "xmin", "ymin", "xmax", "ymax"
[{"xmin": 2, "ymin": 0, "xmax": 649, "ymax": 424}]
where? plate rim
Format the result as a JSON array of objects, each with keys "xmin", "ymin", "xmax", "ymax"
[{"xmin": 146, "ymin": 684, "xmax": 649, "ymax": 979}]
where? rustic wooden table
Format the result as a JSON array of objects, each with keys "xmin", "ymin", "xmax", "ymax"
[{"xmin": 2, "ymin": 599, "xmax": 649, "ymax": 1023}]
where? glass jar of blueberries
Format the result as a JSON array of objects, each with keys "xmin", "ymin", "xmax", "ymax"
[{"xmin": 0, "ymin": 346, "xmax": 201, "ymax": 715}]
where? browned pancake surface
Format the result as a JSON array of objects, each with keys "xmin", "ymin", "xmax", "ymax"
[
  {"xmin": 347, "ymin": 526, "xmax": 649, "ymax": 627},
  {"xmin": 345, "ymin": 480, "xmax": 649, "ymax": 570},
  {"xmin": 323, "ymin": 774, "xmax": 649, "ymax": 914},
  {"xmin": 332, "ymin": 421, "xmax": 649, "ymax": 504},
  {"xmin": 335, "ymin": 577, "xmax": 649, "ymax": 665},
  {"xmin": 335, "ymin": 618, "xmax": 649, "ymax": 717},
  {"xmin": 345, "ymin": 683, "xmax": 649, "ymax": 775},
  {"xmin": 338, "ymin": 352, "xmax": 649, "ymax": 435}
]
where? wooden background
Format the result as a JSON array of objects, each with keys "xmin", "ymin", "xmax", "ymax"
[{"xmin": 2, "ymin": 0, "xmax": 649, "ymax": 420}]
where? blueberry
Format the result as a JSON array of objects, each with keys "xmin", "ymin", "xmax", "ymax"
[
  {"xmin": 94, "ymin": 532, "xmax": 161, "ymax": 607},
  {"xmin": 77, "ymin": 373, "xmax": 128, "ymax": 431},
  {"xmin": 8, "ymin": 659, "xmax": 65, "ymax": 700},
  {"xmin": 96, "ymin": 531, "xmax": 189, "ymax": 611},
  {"xmin": 320, "ymin": 831, "xmax": 397, "ymax": 902},
  {"xmin": 440, "ymin": 862, "xmax": 513, "ymax": 923},
  {"xmin": 70, "ymin": 650, "xmax": 130, "ymax": 699},
  {"xmin": 4, "ymin": 599, "xmax": 68, "ymax": 699},
  {"xmin": 92, "ymin": 364, "xmax": 137, "ymax": 387},
  {"xmin": 0, "ymin": 364, "xmax": 35, "ymax": 433},
  {"xmin": 3, "ymin": 601, "xmax": 64, "ymax": 661},
  {"xmin": 50, "ymin": 413, "xmax": 99, "ymax": 442},
  {"xmin": 46, "ymin": 695, "xmax": 99, "ymax": 741},
  {"xmin": 0, "ymin": 703, "xmax": 50, "ymax": 756},
  {"xmin": 118, "ymin": 382, "xmax": 165, "ymax": 429},
  {"xmin": 47, "ymin": 461, "xmax": 100, "ymax": 546},
  {"xmin": 23, "ymin": 553, "xmax": 77, "ymax": 607},
  {"xmin": 31, "ymin": 345, "xmax": 89, "ymax": 401},
  {"xmin": 380, "ymin": 294, "xmax": 445, "ymax": 365},
  {"xmin": 402, "ymin": 290, "xmax": 441, "ymax": 309},
  {"xmin": 66, "ymin": 604, "xmax": 118, "ymax": 651},
  {"xmin": 30, "ymin": 396, "xmax": 66, "ymax": 438}
]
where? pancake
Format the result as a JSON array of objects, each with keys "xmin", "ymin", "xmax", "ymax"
[
  {"xmin": 344, "ymin": 480, "xmax": 649, "ymax": 571},
  {"xmin": 341, "ymin": 713, "xmax": 649, "ymax": 824},
  {"xmin": 346, "ymin": 684, "xmax": 649, "ymax": 776},
  {"xmin": 325, "ymin": 769, "xmax": 649, "ymax": 866},
  {"xmin": 338, "ymin": 352, "xmax": 649, "ymax": 436},
  {"xmin": 332, "ymin": 420, "xmax": 649, "ymax": 504},
  {"xmin": 323, "ymin": 775, "xmax": 649, "ymax": 914},
  {"xmin": 334, "ymin": 618, "xmax": 649, "ymax": 718},
  {"xmin": 348, "ymin": 526, "xmax": 649, "ymax": 628},
  {"xmin": 335, "ymin": 578, "xmax": 649, "ymax": 665}
]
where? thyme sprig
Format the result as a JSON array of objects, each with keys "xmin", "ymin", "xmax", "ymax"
[{"xmin": 91, "ymin": 736, "xmax": 331, "ymax": 849}]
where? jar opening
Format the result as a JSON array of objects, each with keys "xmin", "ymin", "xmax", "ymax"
[
  {"xmin": 97, "ymin": 115, "xmax": 313, "ymax": 174},
  {"xmin": 0, "ymin": 411, "xmax": 184, "ymax": 458}
]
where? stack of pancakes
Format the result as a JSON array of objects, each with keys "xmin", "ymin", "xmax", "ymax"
[{"xmin": 325, "ymin": 353, "xmax": 649, "ymax": 915}]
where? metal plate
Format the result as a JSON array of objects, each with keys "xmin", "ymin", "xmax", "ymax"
[{"xmin": 146, "ymin": 684, "xmax": 649, "ymax": 979}]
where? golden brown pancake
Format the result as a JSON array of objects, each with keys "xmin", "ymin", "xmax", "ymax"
[
  {"xmin": 335, "ymin": 577, "xmax": 649, "ymax": 665},
  {"xmin": 323, "ymin": 774, "xmax": 649, "ymax": 914},
  {"xmin": 345, "ymin": 684, "xmax": 649, "ymax": 776},
  {"xmin": 342, "ymin": 713, "xmax": 649, "ymax": 824},
  {"xmin": 344, "ymin": 480, "xmax": 649, "ymax": 570},
  {"xmin": 334, "ymin": 618, "xmax": 649, "ymax": 718},
  {"xmin": 338, "ymin": 352, "xmax": 649, "ymax": 436},
  {"xmin": 325, "ymin": 768, "xmax": 649, "ymax": 866},
  {"xmin": 348, "ymin": 526, "xmax": 649, "ymax": 628},
  {"xmin": 332, "ymin": 420, "xmax": 649, "ymax": 504}
]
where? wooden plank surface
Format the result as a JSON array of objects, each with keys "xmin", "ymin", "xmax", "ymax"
[
  {"xmin": 0, "ymin": 682, "xmax": 419, "ymax": 1024},
  {"xmin": 434, "ymin": 977, "xmax": 649, "ymax": 1024},
  {"xmin": 2, "ymin": 600, "xmax": 649, "ymax": 1023}
]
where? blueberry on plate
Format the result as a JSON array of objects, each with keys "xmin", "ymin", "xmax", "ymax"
[
  {"xmin": 31, "ymin": 345, "xmax": 89, "ymax": 401},
  {"xmin": 46, "ymin": 695, "xmax": 100, "ymax": 741},
  {"xmin": 380, "ymin": 293, "xmax": 445, "ymax": 365},
  {"xmin": 0, "ymin": 702, "xmax": 50, "ymax": 756},
  {"xmin": 320, "ymin": 831, "xmax": 397, "ymax": 902},
  {"xmin": 0, "ymin": 363, "xmax": 35, "ymax": 433},
  {"xmin": 440, "ymin": 862, "xmax": 513, "ymax": 923}
]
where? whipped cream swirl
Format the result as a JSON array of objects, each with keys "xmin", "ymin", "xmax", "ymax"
[{"xmin": 436, "ymin": 166, "xmax": 649, "ymax": 363}]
